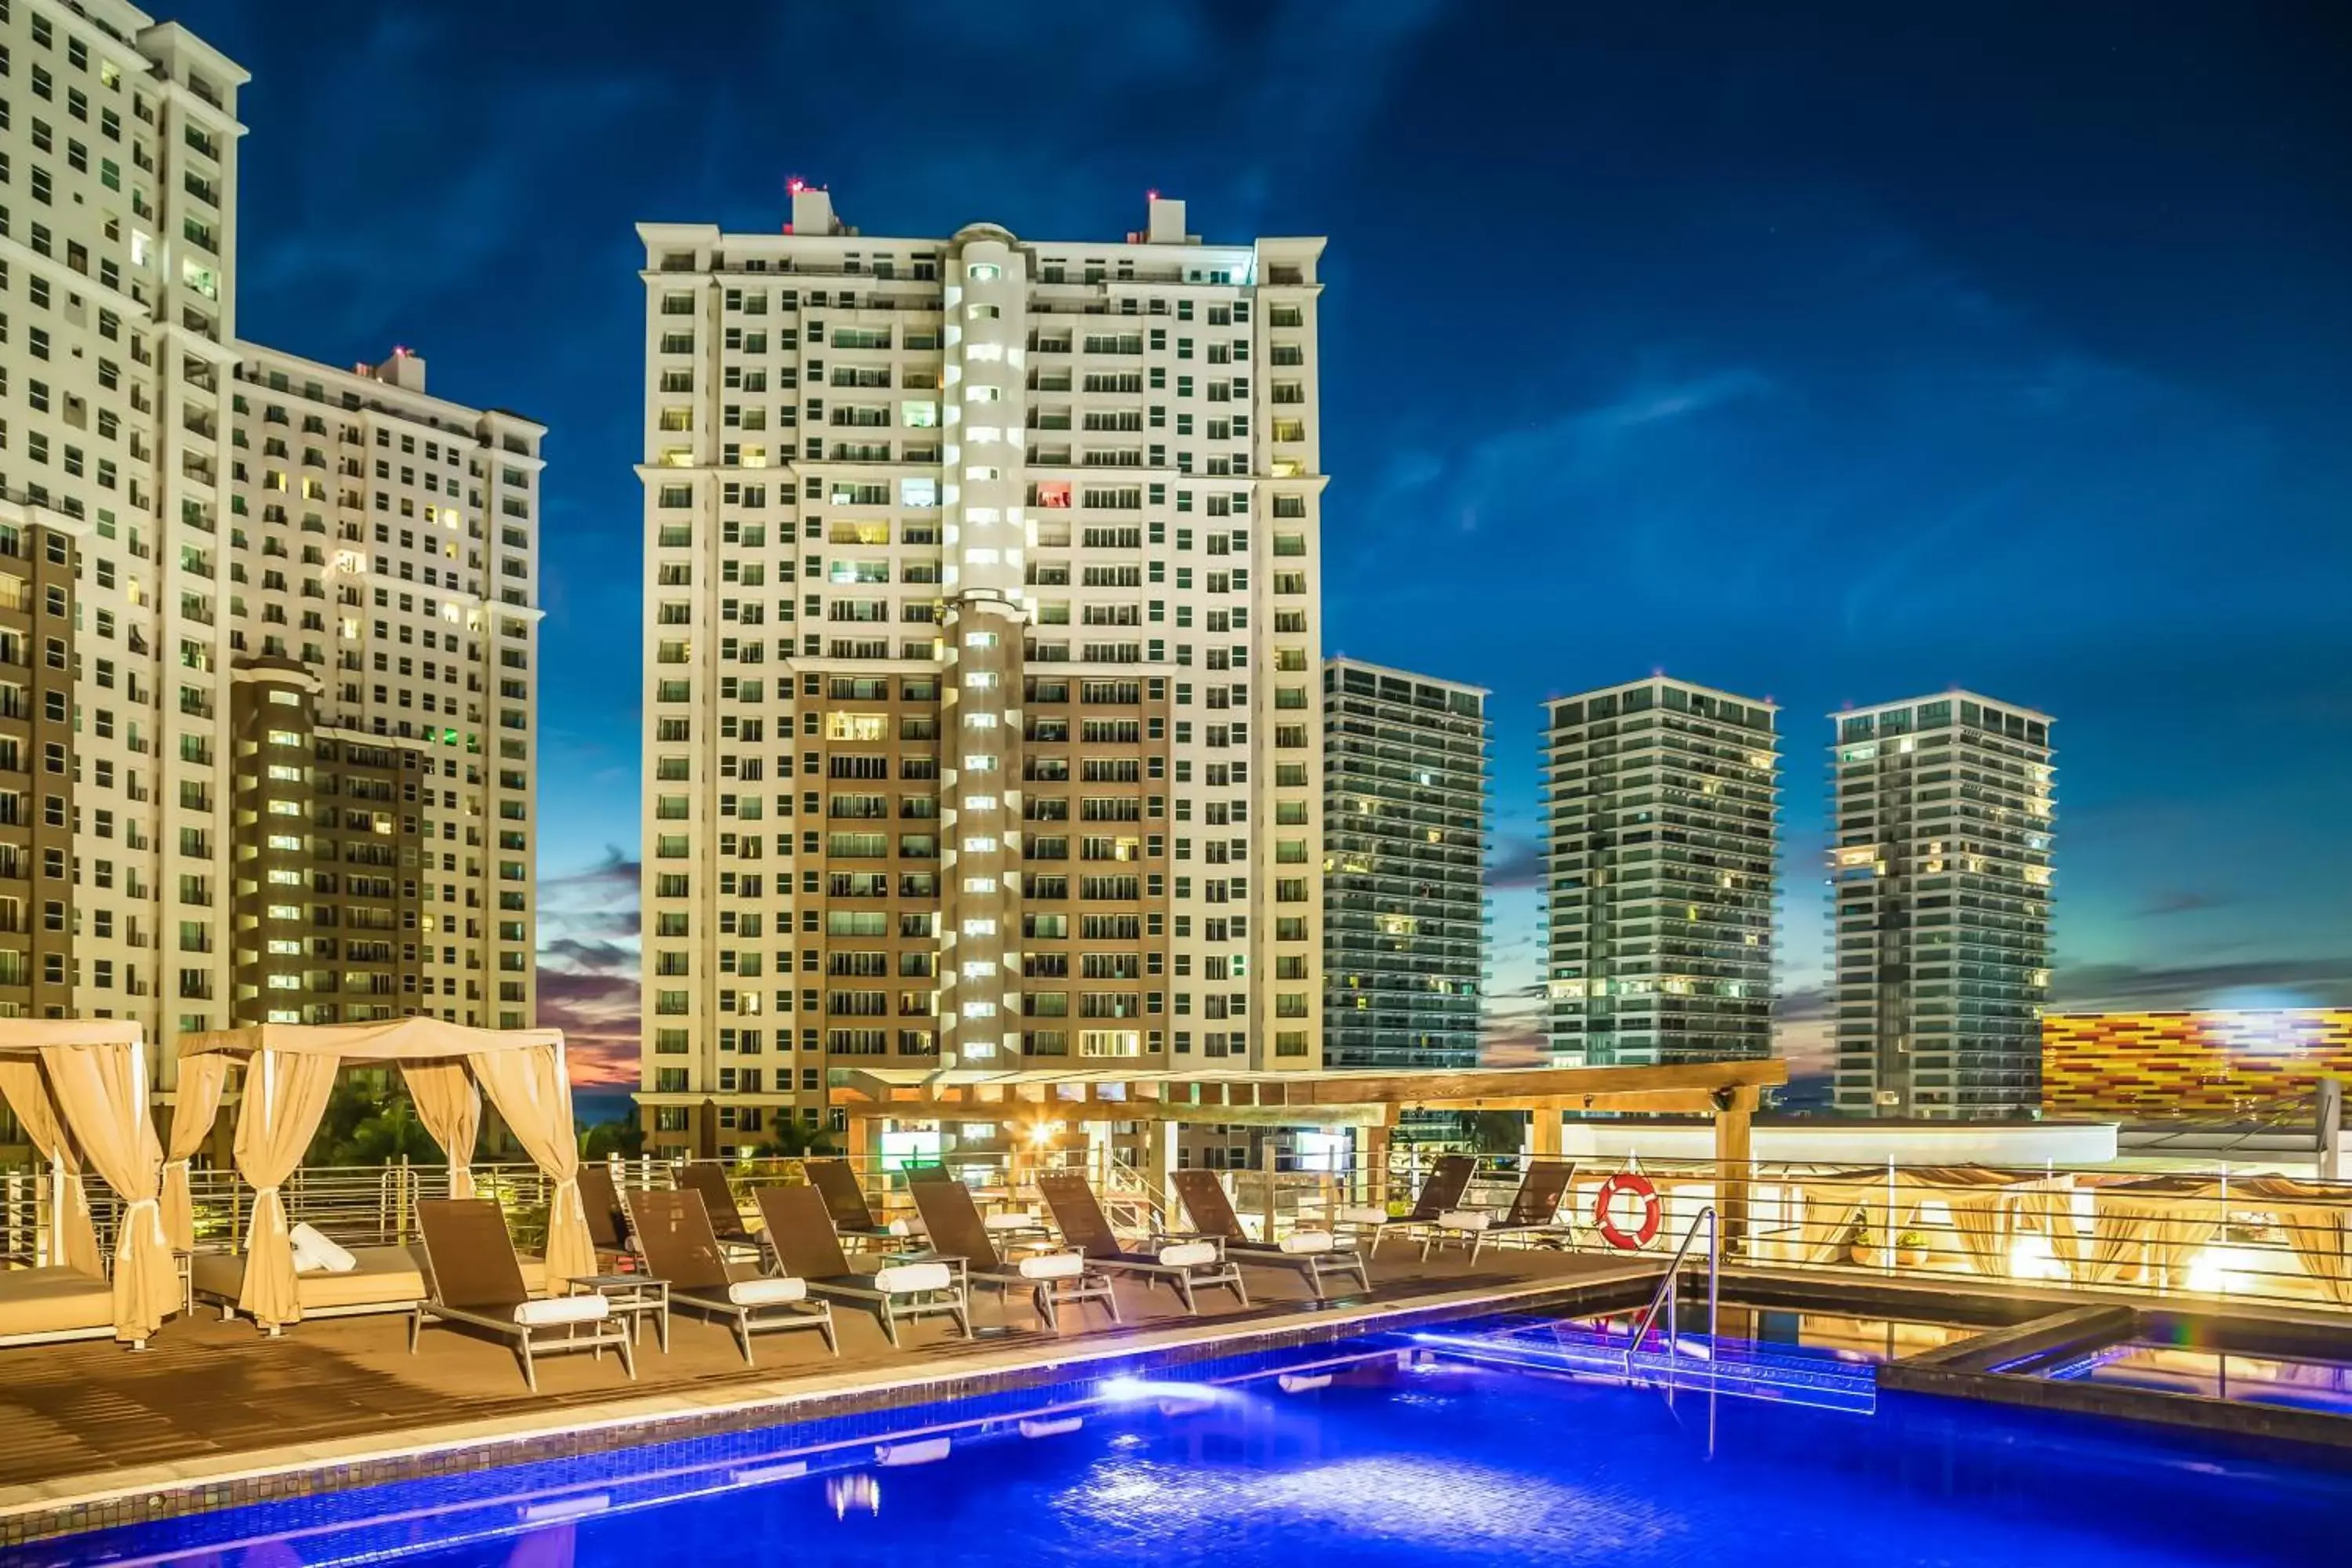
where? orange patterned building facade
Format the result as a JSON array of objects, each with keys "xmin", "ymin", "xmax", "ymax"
[{"xmin": 2042, "ymin": 1010, "xmax": 2352, "ymax": 1119}]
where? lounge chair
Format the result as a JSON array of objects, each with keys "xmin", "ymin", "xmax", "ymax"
[
  {"xmin": 630, "ymin": 1189, "xmax": 836, "ymax": 1364},
  {"xmin": 409, "ymin": 1198, "xmax": 634, "ymax": 1392},
  {"xmin": 756, "ymin": 1183, "xmax": 970, "ymax": 1347},
  {"xmin": 1172, "ymin": 1169, "xmax": 1370, "ymax": 1299},
  {"xmin": 677, "ymin": 1162, "xmax": 764, "ymax": 1261},
  {"xmin": 579, "ymin": 1163, "xmax": 638, "ymax": 1269},
  {"xmin": 1035, "ymin": 1171, "xmax": 1247, "ymax": 1314},
  {"xmin": 0, "ymin": 1267, "xmax": 122, "ymax": 1348},
  {"xmin": 1335, "ymin": 1153, "xmax": 1475, "ymax": 1258},
  {"xmin": 804, "ymin": 1157, "xmax": 917, "ymax": 1243},
  {"xmin": 909, "ymin": 1163, "xmax": 1051, "ymax": 1243},
  {"xmin": 1420, "ymin": 1159, "xmax": 1577, "ymax": 1264},
  {"xmin": 909, "ymin": 1175, "xmax": 1118, "ymax": 1332},
  {"xmin": 195, "ymin": 1232, "xmax": 550, "ymax": 1331}
]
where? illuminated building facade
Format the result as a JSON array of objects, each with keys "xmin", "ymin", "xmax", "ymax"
[
  {"xmin": 1830, "ymin": 692, "xmax": 2053, "ymax": 1119},
  {"xmin": 636, "ymin": 190, "xmax": 1327, "ymax": 1157},
  {"xmin": 1321, "ymin": 659, "xmax": 1487, "ymax": 1070},
  {"xmin": 1541, "ymin": 677, "xmax": 1778, "ymax": 1067},
  {"xmin": 2042, "ymin": 1009, "xmax": 2352, "ymax": 1120}
]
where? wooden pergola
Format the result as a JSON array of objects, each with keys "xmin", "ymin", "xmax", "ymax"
[{"xmin": 828, "ymin": 1057, "xmax": 1788, "ymax": 1243}]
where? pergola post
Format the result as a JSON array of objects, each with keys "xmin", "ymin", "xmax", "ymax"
[
  {"xmin": 843, "ymin": 1107, "xmax": 874, "ymax": 1176},
  {"xmin": 1361, "ymin": 1106, "xmax": 1398, "ymax": 1212},
  {"xmin": 1141, "ymin": 1119, "xmax": 1177, "ymax": 1205},
  {"xmin": 1714, "ymin": 1086, "xmax": 1758, "ymax": 1256},
  {"xmin": 1529, "ymin": 1105, "xmax": 1563, "ymax": 1160}
]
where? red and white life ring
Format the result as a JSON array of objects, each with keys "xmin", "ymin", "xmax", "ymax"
[{"xmin": 1592, "ymin": 1172, "xmax": 1662, "ymax": 1250}]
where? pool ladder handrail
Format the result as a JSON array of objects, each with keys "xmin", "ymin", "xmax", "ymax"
[{"xmin": 1626, "ymin": 1206, "xmax": 1719, "ymax": 1377}]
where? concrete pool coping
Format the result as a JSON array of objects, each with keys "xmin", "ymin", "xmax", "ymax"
[{"xmin": 0, "ymin": 1254, "xmax": 1663, "ymax": 1548}]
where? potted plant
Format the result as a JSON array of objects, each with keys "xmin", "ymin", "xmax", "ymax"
[
  {"xmin": 1894, "ymin": 1229, "xmax": 1927, "ymax": 1268},
  {"xmin": 1844, "ymin": 1217, "xmax": 1878, "ymax": 1267}
]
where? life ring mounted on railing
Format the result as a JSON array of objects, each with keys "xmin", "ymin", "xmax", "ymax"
[{"xmin": 1592, "ymin": 1171, "xmax": 1662, "ymax": 1250}]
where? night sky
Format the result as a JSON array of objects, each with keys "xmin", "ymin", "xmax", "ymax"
[{"xmin": 179, "ymin": 1, "xmax": 2352, "ymax": 1099}]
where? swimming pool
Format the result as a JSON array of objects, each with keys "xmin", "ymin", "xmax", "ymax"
[{"xmin": 20, "ymin": 1326, "xmax": 2350, "ymax": 1568}]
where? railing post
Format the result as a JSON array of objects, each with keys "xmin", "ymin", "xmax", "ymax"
[{"xmin": 1260, "ymin": 1136, "xmax": 1278, "ymax": 1243}]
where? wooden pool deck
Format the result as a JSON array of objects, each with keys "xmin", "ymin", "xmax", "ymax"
[{"xmin": 0, "ymin": 1247, "xmax": 1662, "ymax": 1546}]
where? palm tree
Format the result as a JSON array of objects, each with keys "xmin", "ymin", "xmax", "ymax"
[{"xmin": 751, "ymin": 1120, "xmax": 838, "ymax": 1160}]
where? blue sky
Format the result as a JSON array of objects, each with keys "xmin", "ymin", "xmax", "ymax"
[{"xmin": 184, "ymin": 0, "xmax": 2352, "ymax": 1091}]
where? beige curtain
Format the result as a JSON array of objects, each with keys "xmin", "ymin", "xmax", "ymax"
[
  {"xmin": 402, "ymin": 1060, "xmax": 481, "ymax": 1198},
  {"xmin": 234, "ymin": 1050, "xmax": 343, "ymax": 1328},
  {"xmin": 2229, "ymin": 1180, "xmax": 2352, "ymax": 1308},
  {"xmin": 1929, "ymin": 1185, "xmax": 2009, "ymax": 1276},
  {"xmin": 0, "ymin": 1058, "xmax": 103, "ymax": 1278},
  {"xmin": 471, "ymin": 1044, "xmax": 593, "ymax": 1285},
  {"xmin": 2270, "ymin": 1203, "xmax": 2352, "ymax": 1307},
  {"xmin": 1799, "ymin": 1184, "xmax": 1871, "ymax": 1263},
  {"xmin": 162, "ymin": 1051, "xmax": 229, "ymax": 1253},
  {"xmin": 40, "ymin": 1043, "xmax": 176, "ymax": 1343},
  {"xmin": 2090, "ymin": 1192, "xmax": 2224, "ymax": 1289},
  {"xmin": 2035, "ymin": 1186, "xmax": 2085, "ymax": 1273}
]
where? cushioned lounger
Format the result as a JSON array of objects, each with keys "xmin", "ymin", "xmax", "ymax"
[
  {"xmin": 1419, "ymin": 1159, "xmax": 1577, "ymax": 1263},
  {"xmin": 579, "ymin": 1163, "xmax": 637, "ymax": 1267},
  {"xmin": 803, "ymin": 1157, "xmax": 919, "ymax": 1243},
  {"xmin": 193, "ymin": 1246, "xmax": 550, "ymax": 1327},
  {"xmin": 0, "ymin": 1266, "xmax": 117, "ymax": 1347},
  {"xmin": 410, "ymin": 1197, "xmax": 634, "ymax": 1392},
  {"xmin": 677, "ymin": 1163, "xmax": 764, "ymax": 1260},
  {"xmin": 630, "ymin": 1188, "xmax": 836, "ymax": 1364},
  {"xmin": 1334, "ymin": 1154, "xmax": 1476, "ymax": 1258},
  {"xmin": 1035, "ymin": 1171, "xmax": 1247, "ymax": 1315},
  {"xmin": 757, "ymin": 1183, "xmax": 969, "ymax": 1347},
  {"xmin": 1172, "ymin": 1168, "xmax": 1370, "ymax": 1299},
  {"xmin": 909, "ymin": 1176, "xmax": 1117, "ymax": 1332}
]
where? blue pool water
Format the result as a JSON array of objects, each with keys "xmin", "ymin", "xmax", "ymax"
[{"xmin": 21, "ymin": 1328, "xmax": 2352, "ymax": 1568}]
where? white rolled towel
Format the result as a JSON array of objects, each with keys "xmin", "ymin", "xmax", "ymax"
[
  {"xmin": 1156, "ymin": 1240, "xmax": 1218, "ymax": 1269},
  {"xmin": 1338, "ymin": 1206, "xmax": 1389, "ymax": 1227},
  {"xmin": 289, "ymin": 1221, "xmax": 357, "ymax": 1275},
  {"xmin": 1438, "ymin": 1210, "xmax": 1492, "ymax": 1232},
  {"xmin": 874, "ymin": 1261, "xmax": 954, "ymax": 1294},
  {"xmin": 1018, "ymin": 1251, "xmax": 1087, "ymax": 1280},
  {"xmin": 728, "ymin": 1276, "xmax": 808, "ymax": 1305},
  {"xmin": 1278, "ymin": 1229, "xmax": 1335, "ymax": 1254},
  {"xmin": 514, "ymin": 1295, "xmax": 611, "ymax": 1327}
]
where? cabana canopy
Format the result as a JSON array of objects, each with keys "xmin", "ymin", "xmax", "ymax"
[
  {"xmin": 173, "ymin": 1019, "xmax": 588, "ymax": 1331},
  {"xmin": 0, "ymin": 1019, "xmax": 176, "ymax": 1345}
]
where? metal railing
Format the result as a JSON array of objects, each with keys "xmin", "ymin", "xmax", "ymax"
[
  {"xmin": 5, "ymin": 1149, "xmax": 2347, "ymax": 1324},
  {"xmin": 1626, "ymin": 1207, "xmax": 1719, "ymax": 1373}
]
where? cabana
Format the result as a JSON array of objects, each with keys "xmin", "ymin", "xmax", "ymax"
[
  {"xmin": 0, "ymin": 1019, "xmax": 176, "ymax": 1348},
  {"xmin": 1787, "ymin": 1164, "xmax": 2075, "ymax": 1276},
  {"xmin": 172, "ymin": 1018, "xmax": 593, "ymax": 1334},
  {"xmin": 2085, "ymin": 1174, "xmax": 2352, "ymax": 1302}
]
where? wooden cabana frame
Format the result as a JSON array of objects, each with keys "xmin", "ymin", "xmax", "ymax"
[{"xmin": 825, "ymin": 1058, "xmax": 1785, "ymax": 1243}]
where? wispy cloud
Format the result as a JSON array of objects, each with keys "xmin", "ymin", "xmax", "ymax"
[
  {"xmin": 538, "ymin": 848, "xmax": 641, "ymax": 1088},
  {"xmin": 2056, "ymin": 956, "xmax": 2352, "ymax": 1012},
  {"xmin": 1490, "ymin": 833, "xmax": 1544, "ymax": 891}
]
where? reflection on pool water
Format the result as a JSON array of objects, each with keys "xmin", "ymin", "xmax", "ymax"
[
  {"xmin": 2044, "ymin": 1341, "xmax": 2352, "ymax": 1413},
  {"xmin": 19, "ymin": 1330, "xmax": 2352, "ymax": 1568}
]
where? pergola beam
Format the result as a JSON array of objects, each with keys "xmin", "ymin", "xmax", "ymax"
[{"xmin": 830, "ymin": 1057, "xmax": 1787, "ymax": 1127}]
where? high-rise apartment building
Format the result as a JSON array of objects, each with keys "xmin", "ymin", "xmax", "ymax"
[
  {"xmin": 635, "ymin": 190, "xmax": 1327, "ymax": 1159},
  {"xmin": 223, "ymin": 347, "xmax": 545, "ymax": 1030},
  {"xmin": 1541, "ymin": 677, "xmax": 1778, "ymax": 1067},
  {"xmin": 1828, "ymin": 692, "xmax": 2053, "ymax": 1119},
  {"xmin": 1, "ymin": 1, "xmax": 246, "ymax": 1051},
  {"xmin": 0, "ymin": 2, "xmax": 543, "ymax": 1076},
  {"xmin": 1322, "ymin": 659, "xmax": 1486, "ymax": 1071}
]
